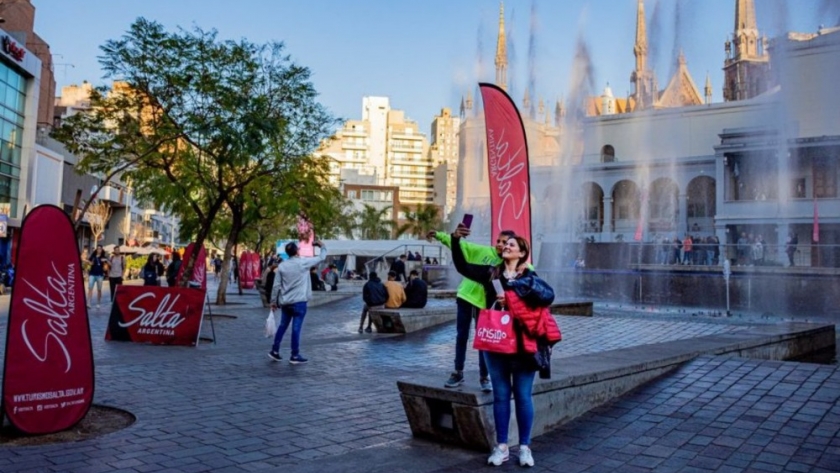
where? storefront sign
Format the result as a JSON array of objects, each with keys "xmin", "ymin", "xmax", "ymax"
[
  {"xmin": 2, "ymin": 205, "xmax": 94, "ymax": 434},
  {"xmin": 2, "ymin": 35, "xmax": 25, "ymax": 62},
  {"xmin": 105, "ymin": 286, "xmax": 205, "ymax": 346}
]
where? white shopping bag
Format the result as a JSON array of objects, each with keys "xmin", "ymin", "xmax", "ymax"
[{"xmin": 264, "ymin": 309, "xmax": 277, "ymax": 338}]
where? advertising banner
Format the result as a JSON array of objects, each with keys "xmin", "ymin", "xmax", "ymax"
[
  {"xmin": 175, "ymin": 242, "xmax": 207, "ymax": 290},
  {"xmin": 479, "ymin": 83, "xmax": 533, "ymax": 248},
  {"xmin": 2, "ymin": 205, "xmax": 94, "ymax": 434},
  {"xmin": 238, "ymin": 251, "xmax": 260, "ymax": 289},
  {"xmin": 105, "ymin": 286, "xmax": 205, "ymax": 346}
]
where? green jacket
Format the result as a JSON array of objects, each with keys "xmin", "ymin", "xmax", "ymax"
[{"xmin": 435, "ymin": 231, "xmax": 500, "ymax": 309}]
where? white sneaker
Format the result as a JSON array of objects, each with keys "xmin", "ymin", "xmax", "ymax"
[
  {"xmin": 519, "ymin": 445, "xmax": 534, "ymax": 467},
  {"xmin": 487, "ymin": 445, "xmax": 509, "ymax": 466}
]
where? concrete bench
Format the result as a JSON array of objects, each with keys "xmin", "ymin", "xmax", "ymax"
[
  {"xmin": 369, "ymin": 307, "xmax": 456, "ymax": 334},
  {"xmin": 397, "ymin": 322, "xmax": 835, "ymax": 451}
]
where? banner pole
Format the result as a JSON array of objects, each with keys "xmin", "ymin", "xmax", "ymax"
[{"xmin": 204, "ymin": 291, "xmax": 216, "ymax": 345}]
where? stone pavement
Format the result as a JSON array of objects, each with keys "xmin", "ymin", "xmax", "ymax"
[{"xmin": 0, "ymin": 279, "xmax": 837, "ymax": 472}]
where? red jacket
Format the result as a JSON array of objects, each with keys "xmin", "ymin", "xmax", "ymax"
[{"xmin": 505, "ymin": 290, "xmax": 562, "ymax": 354}]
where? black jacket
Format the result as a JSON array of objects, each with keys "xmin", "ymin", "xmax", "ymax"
[
  {"xmin": 402, "ymin": 278, "xmax": 428, "ymax": 308},
  {"xmin": 362, "ymin": 276, "xmax": 388, "ymax": 306}
]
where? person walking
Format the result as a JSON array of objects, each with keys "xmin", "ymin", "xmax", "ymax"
[
  {"xmin": 166, "ymin": 252, "xmax": 182, "ymax": 287},
  {"xmin": 87, "ymin": 244, "xmax": 107, "ymax": 308},
  {"xmin": 358, "ymin": 271, "xmax": 388, "ymax": 333},
  {"xmin": 390, "ymin": 254, "xmax": 407, "ymax": 282},
  {"xmin": 267, "ymin": 240, "xmax": 327, "ymax": 364},
  {"xmin": 450, "ymin": 227, "xmax": 560, "ymax": 468},
  {"xmin": 427, "ymin": 227, "xmax": 516, "ymax": 392},
  {"xmin": 107, "ymin": 246, "xmax": 126, "ymax": 302},
  {"xmin": 141, "ymin": 255, "xmax": 161, "ymax": 286}
]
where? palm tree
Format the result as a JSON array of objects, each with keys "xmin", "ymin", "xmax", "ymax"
[
  {"xmin": 357, "ymin": 204, "xmax": 393, "ymax": 239},
  {"xmin": 397, "ymin": 203, "xmax": 441, "ymax": 238}
]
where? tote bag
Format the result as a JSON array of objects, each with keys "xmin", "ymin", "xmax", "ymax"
[{"xmin": 473, "ymin": 304, "xmax": 518, "ymax": 354}]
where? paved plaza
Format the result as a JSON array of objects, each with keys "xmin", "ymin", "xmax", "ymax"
[{"xmin": 0, "ymin": 280, "xmax": 838, "ymax": 472}]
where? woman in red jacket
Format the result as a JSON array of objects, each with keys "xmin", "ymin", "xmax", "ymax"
[{"xmin": 451, "ymin": 227, "xmax": 559, "ymax": 468}]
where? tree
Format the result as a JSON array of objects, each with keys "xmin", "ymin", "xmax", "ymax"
[
  {"xmin": 86, "ymin": 200, "xmax": 113, "ymax": 247},
  {"xmin": 397, "ymin": 203, "xmax": 441, "ymax": 238},
  {"xmin": 53, "ymin": 18, "xmax": 336, "ymax": 288},
  {"xmin": 356, "ymin": 204, "xmax": 393, "ymax": 239}
]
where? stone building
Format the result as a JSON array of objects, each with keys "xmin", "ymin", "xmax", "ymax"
[{"xmin": 454, "ymin": 0, "xmax": 840, "ymax": 269}]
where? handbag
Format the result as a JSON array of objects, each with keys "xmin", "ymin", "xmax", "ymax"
[
  {"xmin": 473, "ymin": 303, "xmax": 518, "ymax": 354},
  {"xmin": 264, "ymin": 309, "xmax": 277, "ymax": 338}
]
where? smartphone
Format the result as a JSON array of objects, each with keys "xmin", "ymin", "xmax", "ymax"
[{"xmin": 462, "ymin": 213, "xmax": 474, "ymax": 229}]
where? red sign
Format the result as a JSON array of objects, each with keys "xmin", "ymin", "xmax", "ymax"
[
  {"xmin": 176, "ymin": 243, "xmax": 207, "ymax": 290},
  {"xmin": 105, "ymin": 286, "xmax": 205, "ymax": 346},
  {"xmin": 2, "ymin": 205, "xmax": 94, "ymax": 434},
  {"xmin": 479, "ymin": 83, "xmax": 532, "ymax": 249},
  {"xmin": 238, "ymin": 251, "xmax": 260, "ymax": 289},
  {"xmin": 2, "ymin": 36, "xmax": 25, "ymax": 62}
]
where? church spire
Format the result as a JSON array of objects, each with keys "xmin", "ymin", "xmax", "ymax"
[
  {"xmin": 495, "ymin": 2, "xmax": 508, "ymax": 91},
  {"xmin": 733, "ymin": 0, "xmax": 760, "ymax": 59},
  {"xmin": 704, "ymin": 73, "xmax": 713, "ymax": 105},
  {"xmin": 634, "ymin": 0, "xmax": 648, "ymax": 72},
  {"xmin": 631, "ymin": 0, "xmax": 655, "ymax": 110}
]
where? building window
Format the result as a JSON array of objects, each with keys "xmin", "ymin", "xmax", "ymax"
[
  {"xmin": 347, "ymin": 190, "xmax": 356, "ymax": 199},
  {"xmin": 601, "ymin": 145, "xmax": 615, "ymax": 163},
  {"xmin": 814, "ymin": 157, "xmax": 837, "ymax": 198}
]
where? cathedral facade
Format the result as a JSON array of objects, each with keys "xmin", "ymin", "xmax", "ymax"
[{"xmin": 455, "ymin": 0, "xmax": 840, "ymax": 269}]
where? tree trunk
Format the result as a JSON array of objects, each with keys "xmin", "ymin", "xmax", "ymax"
[
  {"xmin": 217, "ymin": 204, "xmax": 245, "ymax": 303},
  {"xmin": 215, "ymin": 237, "xmax": 238, "ymax": 305}
]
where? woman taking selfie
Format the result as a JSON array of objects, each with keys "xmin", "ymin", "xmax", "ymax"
[{"xmin": 450, "ymin": 224, "xmax": 560, "ymax": 468}]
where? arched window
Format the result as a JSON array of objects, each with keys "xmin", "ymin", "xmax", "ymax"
[{"xmin": 601, "ymin": 145, "xmax": 615, "ymax": 163}]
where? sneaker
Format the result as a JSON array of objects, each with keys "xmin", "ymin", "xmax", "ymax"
[
  {"xmin": 358, "ymin": 327, "xmax": 363, "ymax": 333},
  {"xmin": 289, "ymin": 355, "xmax": 308, "ymax": 364},
  {"xmin": 364, "ymin": 327, "xmax": 372, "ymax": 333},
  {"xmin": 444, "ymin": 371, "xmax": 464, "ymax": 388},
  {"xmin": 480, "ymin": 377, "xmax": 493, "ymax": 393},
  {"xmin": 487, "ymin": 445, "xmax": 509, "ymax": 466},
  {"xmin": 267, "ymin": 351, "xmax": 282, "ymax": 362},
  {"xmin": 518, "ymin": 445, "xmax": 534, "ymax": 467}
]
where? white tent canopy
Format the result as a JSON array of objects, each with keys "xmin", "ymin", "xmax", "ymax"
[{"xmin": 276, "ymin": 239, "xmax": 449, "ymax": 275}]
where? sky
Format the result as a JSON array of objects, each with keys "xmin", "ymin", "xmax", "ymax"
[{"xmin": 32, "ymin": 0, "xmax": 840, "ymax": 134}]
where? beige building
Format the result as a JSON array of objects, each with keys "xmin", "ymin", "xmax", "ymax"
[
  {"xmin": 429, "ymin": 107, "xmax": 460, "ymax": 218},
  {"xmin": 320, "ymin": 97, "xmax": 434, "ymax": 207}
]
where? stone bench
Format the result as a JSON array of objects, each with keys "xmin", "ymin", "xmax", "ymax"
[
  {"xmin": 397, "ymin": 322, "xmax": 835, "ymax": 451},
  {"xmin": 368, "ymin": 307, "xmax": 456, "ymax": 334}
]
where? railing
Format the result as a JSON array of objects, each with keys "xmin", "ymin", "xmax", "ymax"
[
  {"xmin": 624, "ymin": 242, "xmax": 840, "ymax": 269},
  {"xmin": 362, "ymin": 243, "xmax": 448, "ymax": 277}
]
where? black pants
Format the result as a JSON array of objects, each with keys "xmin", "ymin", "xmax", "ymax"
[{"xmin": 108, "ymin": 277, "xmax": 123, "ymax": 301}]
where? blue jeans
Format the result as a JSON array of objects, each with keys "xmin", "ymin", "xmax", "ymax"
[
  {"xmin": 454, "ymin": 298, "xmax": 488, "ymax": 378},
  {"xmin": 485, "ymin": 352, "xmax": 537, "ymax": 445},
  {"xmin": 271, "ymin": 302, "xmax": 307, "ymax": 356}
]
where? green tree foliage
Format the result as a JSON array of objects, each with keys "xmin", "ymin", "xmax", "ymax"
[
  {"xmin": 356, "ymin": 204, "xmax": 393, "ymax": 240},
  {"xmin": 397, "ymin": 203, "xmax": 442, "ymax": 238},
  {"xmin": 53, "ymin": 18, "xmax": 336, "ymax": 286}
]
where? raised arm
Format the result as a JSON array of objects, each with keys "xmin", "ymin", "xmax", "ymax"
[
  {"xmin": 300, "ymin": 242, "xmax": 328, "ymax": 269},
  {"xmin": 451, "ymin": 235, "xmax": 493, "ymax": 284}
]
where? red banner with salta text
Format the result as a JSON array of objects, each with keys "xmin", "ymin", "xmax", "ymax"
[
  {"xmin": 2, "ymin": 205, "xmax": 95, "ymax": 434},
  {"xmin": 479, "ymin": 83, "xmax": 532, "ymax": 248},
  {"xmin": 239, "ymin": 251, "xmax": 261, "ymax": 289},
  {"xmin": 175, "ymin": 242, "xmax": 207, "ymax": 290},
  {"xmin": 105, "ymin": 286, "xmax": 205, "ymax": 346}
]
